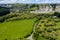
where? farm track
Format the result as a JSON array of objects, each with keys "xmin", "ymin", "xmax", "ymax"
[{"xmin": 26, "ymin": 20, "xmax": 38, "ymax": 40}]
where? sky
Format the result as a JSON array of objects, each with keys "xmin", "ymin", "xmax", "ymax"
[{"xmin": 0, "ymin": 0, "xmax": 60, "ymax": 4}]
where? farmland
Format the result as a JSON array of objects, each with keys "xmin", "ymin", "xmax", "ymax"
[{"xmin": 0, "ymin": 19, "xmax": 35, "ymax": 40}]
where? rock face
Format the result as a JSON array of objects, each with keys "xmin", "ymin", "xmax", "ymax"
[
  {"xmin": 55, "ymin": 5, "xmax": 60, "ymax": 12},
  {"xmin": 38, "ymin": 5, "xmax": 52, "ymax": 12},
  {"xmin": 35, "ymin": 4, "xmax": 60, "ymax": 12},
  {"xmin": 30, "ymin": 4, "xmax": 60, "ymax": 13},
  {"xmin": 0, "ymin": 4, "xmax": 60, "ymax": 13}
]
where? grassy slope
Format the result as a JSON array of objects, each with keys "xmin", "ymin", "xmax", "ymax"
[
  {"xmin": 56, "ymin": 22, "xmax": 60, "ymax": 40},
  {"xmin": 38, "ymin": 35, "xmax": 48, "ymax": 40},
  {"xmin": 0, "ymin": 19, "xmax": 35, "ymax": 40},
  {"xmin": 38, "ymin": 20, "xmax": 60, "ymax": 40},
  {"xmin": 34, "ymin": 16, "xmax": 60, "ymax": 40}
]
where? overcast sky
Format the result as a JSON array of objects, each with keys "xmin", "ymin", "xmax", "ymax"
[{"xmin": 0, "ymin": 0, "xmax": 60, "ymax": 4}]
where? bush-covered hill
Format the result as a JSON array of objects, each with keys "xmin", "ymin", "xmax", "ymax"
[
  {"xmin": 0, "ymin": 13, "xmax": 36, "ymax": 22},
  {"xmin": 33, "ymin": 13, "xmax": 60, "ymax": 40}
]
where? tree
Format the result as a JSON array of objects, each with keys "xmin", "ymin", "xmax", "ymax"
[{"xmin": 50, "ymin": 4, "xmax": 56, "ymax": 11}]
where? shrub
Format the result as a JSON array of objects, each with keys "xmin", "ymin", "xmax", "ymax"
[
  {"xmin": 46, "ymin": 29, "xmax": 52, "ymax": 32},
  {"xmin": 49, "ymin": 38, "xmax": 56, "ymax": 40},
  {"xmin": 54, "ymin": 19, "xmax": 60, "ymax": 23},
  {"xmin": 5, "ymin": 38, "xmax": 7, "ymax": 40},
  {"xmin": 0, "ymin": 17, "xmax": 5, "ymax": 22},
  {"xmin": 0, "ymin": 7, "xmax": 10, "ymax": 16},
  {"xmin": 37, "ymin": 28, "xmax": 44, "ymax": 33},
  {"xmin": 54, "ymin": 12, "xmax": 60, "ymax": 18},
  {"xmin": 33, "ymin": 33, "xmax": 39, "ymax": 40},
  {"xmin": 44, "ymin": 23, "xmax": 49, "ymax": 27},
  {"xmin": 52, "ymin": 28, "xmax": 58, "ymax": 31},
  {"xmin": 0, "ymin": 13, "xmax": 36, "ymax": 22},
  {"xmin": 41, "ymin": 20, "xmax": 45, "ymax": 23}
]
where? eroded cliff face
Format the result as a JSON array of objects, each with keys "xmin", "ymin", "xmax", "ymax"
[
  {"xmin": 55, "ymin": 5, "xmax": 60, "ymax": 12},
  {"xmin": 37, "ymin": 4, "xmax": 59, "ymax": 12},
  {"xmin": 0, "ymin": 4, "xmax": 60, "ymax": 14}
]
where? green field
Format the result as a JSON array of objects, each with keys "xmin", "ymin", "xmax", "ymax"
[{"xmin": 0, "ymin": 19, "xmax": 35, "ymax": 40}]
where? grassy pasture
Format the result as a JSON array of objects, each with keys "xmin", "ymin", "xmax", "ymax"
[{"xmin": 0, "ymin": 19, "xmax": 35, "ymax": 40}]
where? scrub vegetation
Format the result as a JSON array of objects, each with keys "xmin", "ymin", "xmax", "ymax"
[{"xmin": 33, "ymin": 12, "xmax": 60, "ymax": 40}]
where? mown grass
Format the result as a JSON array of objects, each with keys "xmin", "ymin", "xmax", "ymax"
[{"xmin": 0, "ymin": 19, "xmax": 35, "ymax": 40}]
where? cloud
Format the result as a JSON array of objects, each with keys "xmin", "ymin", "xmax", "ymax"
[
  {"xmin": 16, "ymin": 0, "xmax": 60, "ymax": 3},
  {"xmin": 44, "ymin": 0, "xmax": 60, "ymax": 3},
  {"xmin": 0, "ymin": 0, "xmax": 17, "ymax": 4},
  {"xmin": 0, "ymin": 0, "xmax": 60, "ymax": 4}
]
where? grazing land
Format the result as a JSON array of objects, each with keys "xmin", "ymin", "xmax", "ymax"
[{"xmin": 0, "ymin": 19, "xmax": 35, "ymax": 40}]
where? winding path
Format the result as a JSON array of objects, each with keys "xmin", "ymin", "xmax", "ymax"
[
  {"xmin": 26, "ymin": 33, "xmax": 33, "ymax": 40},
  {"xmin": 26, "ymin": 21, "xmax": 37, "ymax": 40}
]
